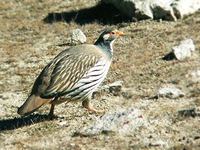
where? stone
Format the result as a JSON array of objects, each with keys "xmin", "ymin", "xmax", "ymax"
[
  {"xmin": 102, "ymin": 0, "xmax": 154, "ymax": 20},
  {"xmin": 178, "ymin": 107, "xmax": 199, "ymax": 118},
  {"xmin": 150, "ymin": 0, "xmax": 177, "ymax": 21},
  {"xmin": 102, "ymin": 0, "xmax": 176, "ymax": 20},
  {"xmin": 172, "ymin": 0, "xmax": 200, "ymax": 19},
  {"xmin": 172, "ymin": 39, "xmax": 195, "ymax": 60},
  {"xmin": 77, "ymin": 108, "xmax": 144, "ymax": 136},
  {"xmin": 158, "ymin": 86, "xmax": 185, "ymax": 98},
  {"xmin": 69, "ymin": 29, "xmax": 86, "ymax": 45},
  {"xmin": 102, "ymin": 0, "xmax": 200, "ymax": 21},
  {"xmin": 96, "ymin": 80, "xmax": 123, "ymax": 96},
  {"xmin": 108, "ymin": 80, "xmax": 123, "ymax": 96},
  {"xmin": 186, "ymin": 69, "xmax": 200, "ymax": 83}
]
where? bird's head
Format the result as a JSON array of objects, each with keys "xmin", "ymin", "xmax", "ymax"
[{"xmin": 95, "ymin": 28, "xmax": 124, "ymax": 45}]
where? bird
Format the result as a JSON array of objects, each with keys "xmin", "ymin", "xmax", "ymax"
[{"xmin": 17, "ymin": 28, "xmax": 124, "ymax": 117}]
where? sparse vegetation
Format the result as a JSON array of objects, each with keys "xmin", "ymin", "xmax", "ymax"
[{"xmin": 0, "ymin": 0, "xmax": 200, "ymax": 149}]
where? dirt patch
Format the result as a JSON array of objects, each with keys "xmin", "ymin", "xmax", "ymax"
[{"xmin": 0, "ymin": 0, "xmax": 200, "ymax": 149}]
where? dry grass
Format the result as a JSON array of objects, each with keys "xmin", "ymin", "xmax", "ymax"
[{"xmin": 0, "ymin": 0, "xmax": 200, "ymax": 149}]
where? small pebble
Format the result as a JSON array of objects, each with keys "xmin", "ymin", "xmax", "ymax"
[
  {"xmin": 70, "ymin": 29, "xmax": 86, "ymax": 45},
  {"xmin": 158, "ymin": 86, "xmax": 185, "ymax": 98}
]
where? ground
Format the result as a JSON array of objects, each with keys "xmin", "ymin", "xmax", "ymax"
[{"xmin": 0, "ymin": 0, "xmax": 200, "ymax": 149}]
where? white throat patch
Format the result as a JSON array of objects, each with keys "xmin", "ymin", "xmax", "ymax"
[{"xmin": 103, "ymin": 34, "xmax": 110, "ymax": 41}]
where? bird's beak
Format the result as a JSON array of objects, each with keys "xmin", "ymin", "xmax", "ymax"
[{"xmin": 115, "ymin": 31, "xmax": 125, "ymax": 36}]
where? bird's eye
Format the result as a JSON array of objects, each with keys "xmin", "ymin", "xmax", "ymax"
[{"xmin": 110, "ymin": 32, "xmax": 115, "ymax": 35}]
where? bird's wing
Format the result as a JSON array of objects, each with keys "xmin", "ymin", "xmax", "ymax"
[{"xmin": 40, "ymin": 49, "xmax": 102, "ymax": 98}]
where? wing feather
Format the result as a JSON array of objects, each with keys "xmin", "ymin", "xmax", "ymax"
[{"xmin": 40, "ymin": 53, "xmax": 101, "ymax": 98}]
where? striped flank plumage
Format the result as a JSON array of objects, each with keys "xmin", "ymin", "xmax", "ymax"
[
  {"xmin": 18, "ymin": 29, "xmax": 124, "ymax": 117},
  {"xmin": 65, "ymin": 58, "xmax": 111, "ymax": 100}
]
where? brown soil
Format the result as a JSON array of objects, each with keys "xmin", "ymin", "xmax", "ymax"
[{"xmin": 0, "ymin": 0, "xmax": 200, "ymax": 149}]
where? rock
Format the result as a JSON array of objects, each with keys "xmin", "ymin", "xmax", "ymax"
[
  {"xmin": 77, "ymin": 108, "xmax": 144, "ymax": 136},
  {"xmin": 103, "ymin": 0, "xmax": 153, "ymax": 20},
  {"xmin": 158, "ymin": 86, "xmax": 185, "ymax": 98},
  {"xmin": 102, "ymin": 0, "xmax": 176, "ymax": 20},
  {"xmin": 69, "ymin": 29, "xmax": 86, "ymax": 45},
  {"xmin": 172, "ymin": 0, "xmax": 200, "ymax": 19},
  {"xmin": 150, "ymin": 0, "xmax": 177, "ymax": 21},
  {"xmin": 108, "ymin": 80, "xmax": 123, "ymax": 96},
  {"xmin": 172, "ymin": 39, "xmax": 195, "ymax": 60},
  {"xmin": 186, "ymin": 69, "xmax": 200, "ymax": 83},
  {"xmin": 102, "ymin": 0, "xmax": 200, "ymax": 21},
  {"xmin": 96, "ymin": 80, "xmax": 123, "ymax": 96},
  {"xmin": 178, "ymin": 107, "xmax": 199, "ymax": 118}
]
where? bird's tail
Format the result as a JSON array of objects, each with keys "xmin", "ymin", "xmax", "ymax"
[{"xmin": 17, "ymin": 95, "xmax": 50, "ymax": 116}]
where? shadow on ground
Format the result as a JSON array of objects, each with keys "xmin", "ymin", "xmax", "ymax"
[
  {"xmin": 0, "ymin": 114, "xmax": 51, "ymax": 131},
  {"xmin": 43, "ymin": 3, "xmax": 134, "ymax": 25},
  {"xmin": 162, "ymin": 52, "xmax": 176, "ymax": 61}
]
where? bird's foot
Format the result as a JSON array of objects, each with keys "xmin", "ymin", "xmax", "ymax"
[
  {"xmin": 82, "ymin": 100, "xmax": 105, "ymax": 114},
  {"xmin": 87, "ymin": 107, "xmax": 105, "ymax": 114}
]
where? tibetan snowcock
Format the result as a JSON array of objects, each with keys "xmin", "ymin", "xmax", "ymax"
[{"xmin": 18, "ymin": 29, "xmax": 124, "ymax": 117}]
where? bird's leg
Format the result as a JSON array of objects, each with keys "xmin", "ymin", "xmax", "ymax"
[
  {"xmin": 49, "ymin": 103, "xmax": 55, "ymax": 116},
  {"xmin": 48, "ymin": 97, "xmax": 58, "ymax": 119},
  {"xmin": 48, "ymin": 103, "xmax": 55, "ymax": 119},
  {"xmin": 82, "ymin": 99, "xmax": 104, "ymax": 114}
]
